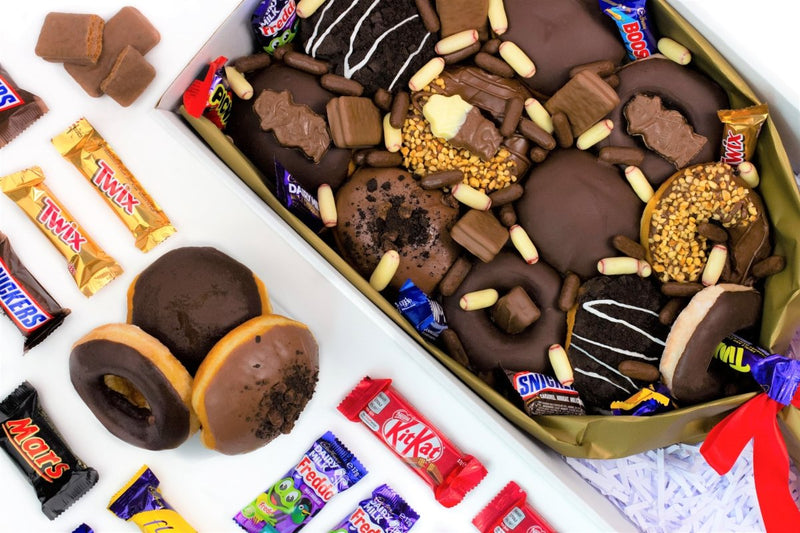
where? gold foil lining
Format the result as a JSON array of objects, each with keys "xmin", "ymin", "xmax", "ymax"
[
  {"xmin": 0, "ymin": 166, "xmax": 123, "ymax": 297},
  {"xmin": 718, "ymin": 103, "xmax": 769, "ymax": 165},
  {"xmin": 52, "ymin": 117, "xmax": 176, "ymax": 252}
]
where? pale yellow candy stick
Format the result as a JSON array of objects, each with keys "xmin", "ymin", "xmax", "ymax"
[
  {"xmin": 224, "ymin": 66, "xmax": 253, "ymax": 100},
  {"xmin": 317, "ymin": 184, "xmax": 337, "ymax": 227},
  {"xmin": 524, "ymin": 98, "xmax": 554, "ymax": 134},
  {"xmin": 576, "ymin": 119, "xmax": 614, "ymax": 150},
  {"xmin": 383, "ymin": 114, "xmax": 403, "ymax": 152},
  {"xmin": 297, "ymin": 0, "xmax": 327, "ymax": 18},
  {"xmin": 509, "ymin": 225, "xmax": 539, "ymax": 264},
  {"xmin": 408, "ymin": 57, "xmax": 445, "ymax": 91},
  {"xmin": 738, "ymin": 162, "xmax": 760, "ymax": 188},
  {"xmin": 499, "ymin": 41, "xmax": 536, "ymax": 78},
  {"xmin": 370, "ymin": 250, "xmax": 400, "ymax": 291},
  {"xmin": 702, "ymin": 244, "xmax": 728, "ymax": 286},
  {"xmin": 488, "ymin": 0, "xmax": 508, "ymax": 35},
  {"xmin": 435, "ymin": 29, "xmax": 479, "ymax": 55},
  {"xmin": 624, "ymin": 166, "xmax": 654, "ymax": 203},
  {"xmin": 451, "ymin": 183, "xmax": 492, "ymax": 211},
  {"xmin": 460, "ymin": 289, "xmax": 499, "ymax": 311},
  {"xmin": 598, "ymin": 257, "xmax": 651, "ymax": 277},
  {"xmin": 548, "ymin": 344, "xmax": 574, "ymax": 386},
  {"xmin": 658, "ymin": 38, "xmax": 692, "ymax": 65}
]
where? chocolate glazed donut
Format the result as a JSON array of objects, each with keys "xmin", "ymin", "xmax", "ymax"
[
  {"xmin": 442, "ymin": 251, "xmax": 566, "ymax": 372},
  {"xmin": 599, "ymin": 57, "xmax": 729, "ymax": 186}
]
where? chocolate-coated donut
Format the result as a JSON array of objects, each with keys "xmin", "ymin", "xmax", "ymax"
[
  {"xmin": 334, "ymin": 167, "xmax": 460, "ymax": 294},
  {"xmin": 442, "ymin": 251, "xmax": 566, "ymax": 372},
  {"xmin": 516, "ymin": 149, "xmax": 642, "ymax": 279},
  {"xmin": 226, "ymin": 64, "xmax": 352, "ymax": 191},
  {"xmin": 600, "ymin": 57, "xmax": 729, "ymax": 185},
  {"xmin": 660, "ymin": 284, "xmax": 761, "ymax": 405},
  {"xmin": 70, "ymin": 323, "xmax": 197, "ymax": 450},
  {"xmin": 128, "ymin": 247, "xmax": 271, "ymax": 376}
]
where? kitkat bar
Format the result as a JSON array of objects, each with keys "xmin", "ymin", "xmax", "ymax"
[
  {"xmin": 338, "ymin": 376, "xmax": 487, "ymax": 507},
  {"xmin": 472, "ymin": 481, "xmax": 555, "ymax": 533}
]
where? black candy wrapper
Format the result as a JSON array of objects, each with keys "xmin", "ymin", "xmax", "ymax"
[{"xmin": 0, "ymin": 382, "xmax": 98, "ymax": 519}]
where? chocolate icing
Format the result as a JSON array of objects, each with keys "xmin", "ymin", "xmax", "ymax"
[
  {"xmin": 129, "ymin": 247, "xmax": 266, "ymax": 375},
  {"xmin": 442, "ymin": 251, "xmax": 566, "ymax": 372},
  {"xmin": 226, "ymin": 64, "xmax": 351, "ymax": 191},
  {"xmin": 199, "ymin": 319, "xmax": 318, "ymax": 455},
  {"xmin": 70, "ymin": 338, "xmax": 190, "ymax": 450},
  {"xmin": 566, "ymin": 275, "xmax": 669, "ymax": 413},
  {"xmin": 599, "ymin": 57, "xmax": 729, "ymax": 185},
  {"xmin": 516, "ymin": 150, "xmax": 642, "ymax": 279},
  {"xmin": 334, "ymin": 167, "xmax": 460, "ymax": 294},
  {"xmin": 500, "ymin": 0, "xmax": 626, "ymax": 96},
  {"xmin": 254, "ymin": 90, "xmax": 330, "ymax": 163}
]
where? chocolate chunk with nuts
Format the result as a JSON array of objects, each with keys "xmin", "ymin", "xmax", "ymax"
[
  {"xmin": 624, "ymin": 94, "xmax": 708, "ymax": 168},
  {"xmin": 492, "ymin": 286, "xmax": 541, "ymax": 334},
  {"xmin": 326, "ymin": 96, "xmax": 382, "ymax": 149},
  {"xmin": 451, "ymin": 209, "xmax": 509, "ymax": 262},
  {"xmin": 545, "ymin": 70, "xmax": 619, "ymax": 136},
  {"xmin": 254, "ymin": 90, "xmax": 331, "ymax": 163}
]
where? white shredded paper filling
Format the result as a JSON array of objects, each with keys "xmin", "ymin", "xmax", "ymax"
[{"xmin": 566, "ymin": 441, "xmax": 800, "ymax": 532}]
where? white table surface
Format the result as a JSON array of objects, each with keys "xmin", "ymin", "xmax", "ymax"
[{"xmin": 0, "ymin": 1, "xmax": 797, "ymax": 532}]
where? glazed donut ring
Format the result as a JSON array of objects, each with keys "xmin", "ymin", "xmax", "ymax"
[
  {"xmin": 599, "ymin": 57, "xmax": 729, "ymax": 186},
  {"xmin": 660, "ymin": 284, "xmax": 761, "ymax": 405},
  {"xmin": 442, "ymin": 251, "xmax": 566, "ymax": 372},
  {"xmin": 192, "ymin": 314, "xmax": 319, "ymax": 455},
  {"xmin": 69, "ymin": 323, "xmax": 198, "ymax": 450}
]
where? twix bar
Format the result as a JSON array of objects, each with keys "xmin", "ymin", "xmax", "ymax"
[
  {"xmin": 718, "ymin": 103, "xmax": 769, "ymax": 166},
  {"xmin": 52, "ymin": 117, "xmax": 175, "ymax": 252},
  {"xmin": 0, "ymin": 166, "xmax": 122, "ymax": 296}
]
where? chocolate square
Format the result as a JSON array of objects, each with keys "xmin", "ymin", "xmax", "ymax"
[
  {"xmin": 450, "ymin": 209, "xmax": 508, "ymax": 262},
  {"xmin": 35, "ymin": 13, "xmax": 104, "ymax": 65},
  {"xmin": 326, "ymin": 96, "xmax": 382, "ymax": 149},
  {"xmin": 492, "ymin": 286, "xmax": 541, "ymax": 334},
  {"xmin": 100, "ymin": 46, "xmax": 156, "ymax": 107},
  {"xmin": 545, "ymin": 70, "xmax": 619, "ymax": 136}
]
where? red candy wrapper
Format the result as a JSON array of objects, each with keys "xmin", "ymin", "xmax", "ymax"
[
  {"xmin": 472, "ymin": 481, "xmax": 555, "ymax": 533},
  {"xmin": 182, "ymin": 56, "xmax": 233, "ymax": 130},
  {"xmin": 338, "ymin": 377, "xmax": 487, "ymax": 507}
]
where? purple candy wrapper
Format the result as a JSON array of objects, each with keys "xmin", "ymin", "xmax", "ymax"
[
  {"xmin": 611, "ymin": 384, "xmax": 675, "ymax": 416},
  {"xmin": 599, "ymin": 0, "xmax": 658, "ymax": 60},
  {"xmin": 275, "ymin": 161, "xmax": 324, "ymax": 233},
  {"xmin": 394, "ymin": 279, "xmax": 447, "ymax": 341},
  {"xmin": 252, "ymin": 0, "xmax": 299, "ymax": 54},
  {"xmin": 329, "ymin": 484, "xmax": 419, "ymax": 533},
  {"xmin": 235, "ymin": 431, "xmax": 367, "ymax": 533},
  {"xmin": 72, "ymin": 525, "xmax": 93, "ymax": 533}
]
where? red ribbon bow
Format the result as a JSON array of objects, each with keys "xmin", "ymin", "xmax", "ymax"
[{"xmin": 701, "ymin": 390, "xmax": 800, "ymax": 532}]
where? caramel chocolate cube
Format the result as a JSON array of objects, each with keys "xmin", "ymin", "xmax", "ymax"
[
  {"xmin": 326, "ymin": 96, "xmax": 382, "ymax": 149},
  {"xmin": 100, "ymin": 46, "xmax": 156, "ymax": 107},
  {"xmin": 65, "ymin": 6, "xmax": 160, "ymax": 97},
  {"xmin": 435, "ymin": 0, "xmax": 489, "ymax": 37},
  {"xmin": 492, "ymin": 286, "xmax": 541, "ymax": 334},
  {"xmin": 35, "ymin": 13, "xmax": 104, "ymax": 65},
  {"xmin": 545, "ymin": 70, "xmax": 619, "ymax": 136},
  {"xmin": 450, "ymin": 209, "xmax": 508, "ymax": 262}
]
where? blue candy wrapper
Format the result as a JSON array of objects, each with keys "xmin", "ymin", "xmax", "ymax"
[
  {"xmin": 71, "ymin": 525, "xmax": 93, "ymax": 533},
  {"xmin": 275, "ymin": 161, "xmax": 324, "ymax": 232},
  {"xmin": 235, "ymin": 431, "xmax": 367, "ymax": 533},
  {"xmin": 395, "ymin": 279, "xmax": 447, "ymax": 341},
  {"xmin": 611, "ymin": 384, "xmax": 675, "ymax": 416},
  {"xmin": 599, "ymin": 0, "xmax": 658, "ymax": 60},
  {"xmin": 329, "ymin": 484, "xmax": 419, "ymax": 533}
]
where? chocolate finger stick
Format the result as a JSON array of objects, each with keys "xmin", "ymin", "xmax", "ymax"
[
  {"xmin": 52, "ymin": 118, "xmax": 176, "ymax": 252},
  {"xmin": 0, "ymin": 167, "xmax": 122, "ymax": 297}
]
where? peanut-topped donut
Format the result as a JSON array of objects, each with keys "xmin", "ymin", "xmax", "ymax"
[
  {"xmin": 641, "ymin": 162, "xmax": 770, "ymax": 284},
  {"xmin": 442, "ymin": 251, "xmax": 566, "ymax": 372}
]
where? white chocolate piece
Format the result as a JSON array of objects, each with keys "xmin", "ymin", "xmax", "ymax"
[
  {"xmin": 460, "ymin": 288, "xmax": 499, "ymax": 311},
  {"xmin": 598, "ymin": 257, "xmax": 651, "ymax": 277},
  {"xmin": 488, "ymin": 0, "xmax": 508, "ymax": 35},
  {"xmin": 422, "ymin": 94, "xmax": 472, "ymax": 140},
  {"xmin": 451, "ymin": 183, "xmax": 492, "ymax": 211},
  {"xmin": 297, "ymin": 0, "xmax": 327, "ymax": 18},
  {"xmin": 509, "ymin": 225, "xmax": 539, "ymax": 264},
  {"xmin": 658, "ymin": 37, "xmax": 692, "ymax": 65},
  {"xmin": 738, "ymin": 162, "xmax": 760, "ymax": 188},
  {"xmin": 224, "ymin": 66, "xmax": 253, "ymax": 100},
  {"xmin": 548, "ymin": 344, "xmax": 574, "ymax": 386},
  {"xmin": 498, "ymin": 41, "xmax": 536, "ymax": 78},
  {"xmin": 576, "ymin": 119, "xmax": 614, "ymax": 150},
  {"xmin": 408, "ymin": 57, "xmax": 445, "ymax": 91},
  {"xmin": 369, "ymin": 250, "xmax": 400, "ymax": 291},
  {"xmin": 524, "ymin": 98, "xmax": 554, "ymax": 134},
  {"xmin": 435, "ymin": 29, "xmax": 479, "ymax": 55},
  {"xmin": 702, "ymin": 244, "xmax": 728, "ymax": 286},
  {"xmin": 624, "ymin": 165, "xmax": 655, "ymax": 203},
  {"xmin": 317, "ymin": 184, "xmax": 337, "ymax": 227},
  {"xmin": 383, "ymin": 114, "xmax": 403, "ymax": 152}
]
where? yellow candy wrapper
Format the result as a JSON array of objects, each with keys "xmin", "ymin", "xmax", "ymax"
[
  {"xmin": 718, "ymin": 103, "xmax": 769, "ymax": 165},
  {"xmin": 0, "ymin": 166, "xmax": 123, "ymax": 297},
  {"xmin": 52, "ymin": 117, "xmax": 176, "ymax": 252}
]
